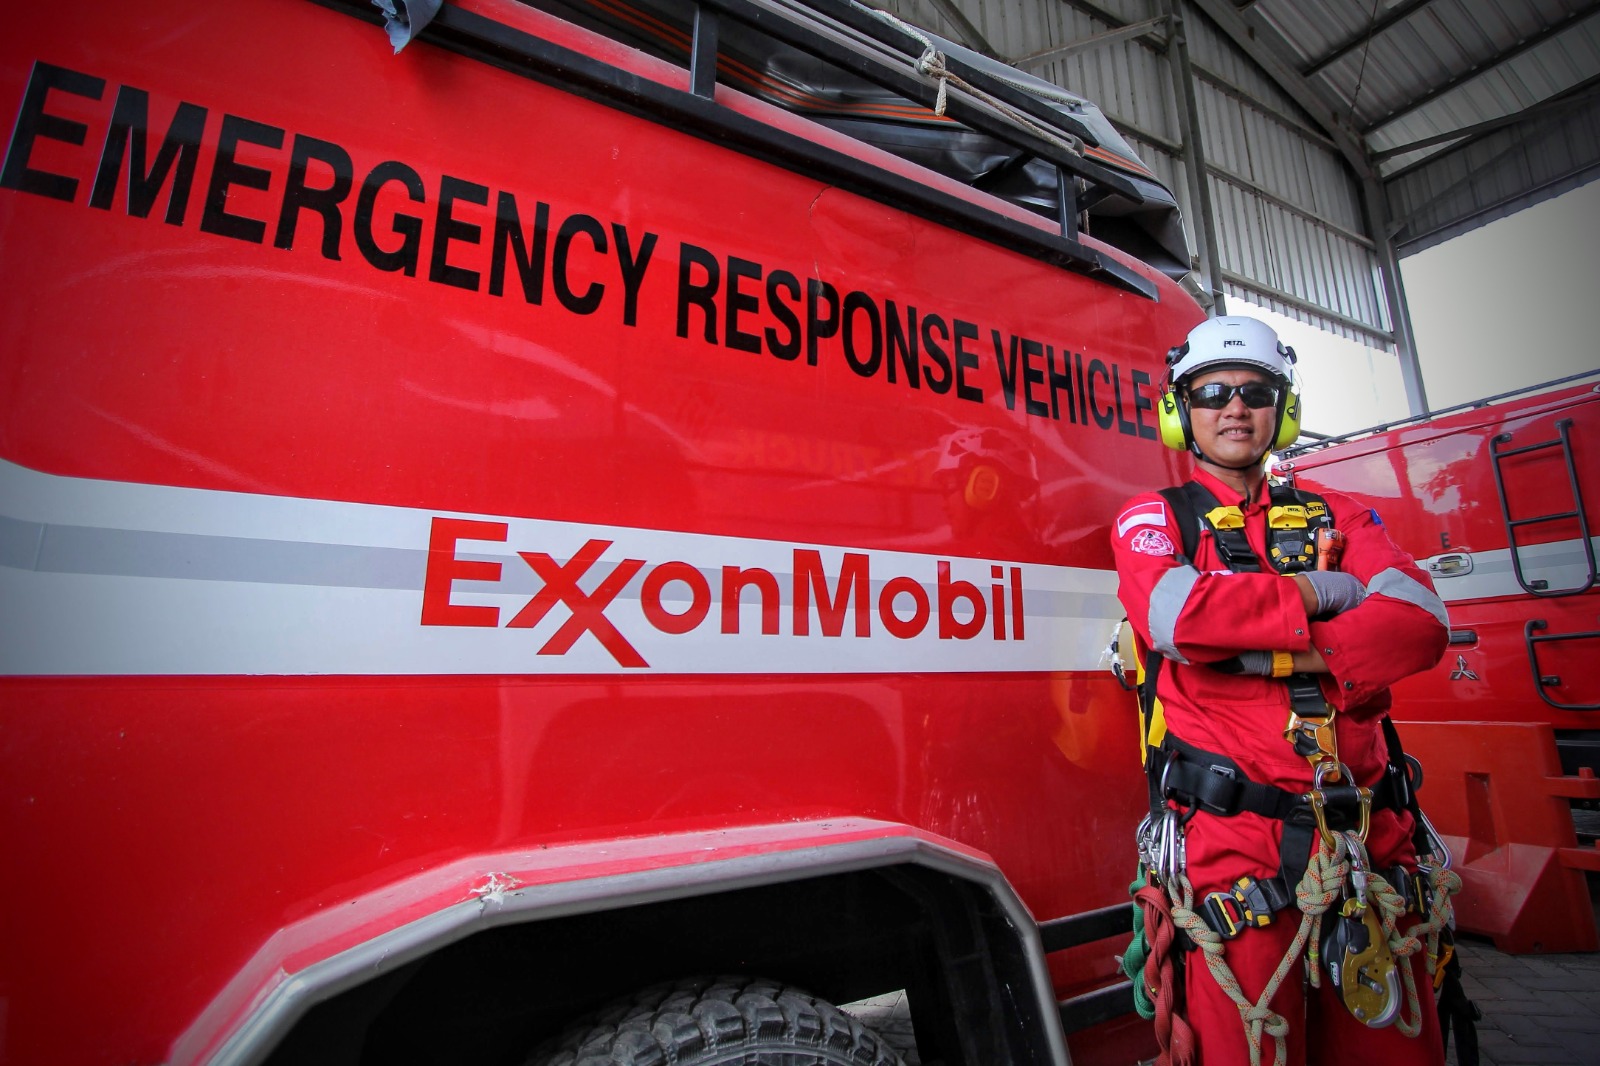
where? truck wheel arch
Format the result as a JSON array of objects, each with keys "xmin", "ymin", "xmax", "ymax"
[{"xmin": 178, "ymin": 819, "xmax": 1071, "ymax": 1066}]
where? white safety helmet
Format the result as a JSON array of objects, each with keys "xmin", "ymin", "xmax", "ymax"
[
  {"xmin": 1165, "ymin": 315, "xmax": 1295, "ymax": 388},
  {"xmin": 1158, "ymin": 315, "xmax": 1304, "ymax": 458}
]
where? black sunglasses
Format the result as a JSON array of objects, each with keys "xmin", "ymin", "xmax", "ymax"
[{"xmin": 1186, "ymin": 381, "xmax": 1280, "ymax": 410}]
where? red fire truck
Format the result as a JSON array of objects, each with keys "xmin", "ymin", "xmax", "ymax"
[
  {"xmin": 1281, "ymin": 374, "xmax": 1600, "ymax": 953},
  {"xmin": 1, "ymin": 0, "xmax": 1203, "ymax": 1063},
  {"xmin": 1283, "ymin": 374, "xmax": 1599, "ymax": 774}
]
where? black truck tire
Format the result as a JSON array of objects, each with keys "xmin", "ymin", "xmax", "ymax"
[{"xmin": 526, "ymin": 975, "xmax": 910, "ymax": 1066}]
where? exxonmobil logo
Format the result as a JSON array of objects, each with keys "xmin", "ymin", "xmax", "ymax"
[
  {"xmin": 422, "ymin": 518, "xmax": 1026, "ymax": 669},
  {"xmin": 0, "ymin": 460, "xmax": 1115, "ymax": 677}
]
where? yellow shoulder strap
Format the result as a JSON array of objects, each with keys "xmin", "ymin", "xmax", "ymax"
[{"xmin": 1114, "ymin": 619, "xmax": 1167, "ymax": 760}]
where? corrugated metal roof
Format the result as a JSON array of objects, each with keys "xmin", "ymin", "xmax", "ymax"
[
  {"xmin": 870, "ymin": 0, "xmax": 1598, "ymax": 353},
  {"xmin": 1231, "ymin": 0, "xmax": 1600, "ymax": 249},
  {"xmin": 874, "ymin": 0, "xmax": 1401, "ymax": 342}
]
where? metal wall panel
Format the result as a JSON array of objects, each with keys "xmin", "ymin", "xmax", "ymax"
[
  {"xmin": 1371, "ymin": 13, "xmax": 1600, "ymax": 172},
  {"xmin": 1386, "ymin": 97, "xmax": 1600, "ymax": 254},
  {"xmin": 870, "ymin": 0, "xmax": 1391, "ymax": 343},
  {"xmin": 1181, "ymin": 8, "xmax": 1318, "ymax": 134},
  {"xmin": 1253, "ymin": 0, "xmax": 1596, "ymax": 143}
]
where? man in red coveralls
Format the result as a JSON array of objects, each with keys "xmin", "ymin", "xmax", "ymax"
[{"xmin": 1111, "ymin": 315, "xmax": 1450, "ymax": 1065}]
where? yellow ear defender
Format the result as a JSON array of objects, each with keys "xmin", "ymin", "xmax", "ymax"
[
  {"xmin": 1274, "ymin": 387, "xmax": 1302, "ymax": 450},
  {"xmin": 1158, "ymin": 382, "xmax": 1303, "ymax": 453},
  {"xmin": 1157, "ymin": 343, "xmax": 1191, "ymax": 452},
  {"xmin": 1158, "ymin": 388, "xmax": 1189, "ymax": 451}
]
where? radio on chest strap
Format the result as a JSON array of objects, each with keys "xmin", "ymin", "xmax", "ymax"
[
  {"xmin": 1157, "ymin": 478, "xmax": 1346, "ymax": 773},
  {"xmin": 1161, "ymin": 479, "xmax": 1333, "ymax": 577}
]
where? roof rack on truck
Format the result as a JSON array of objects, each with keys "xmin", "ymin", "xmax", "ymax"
[{"xmin": 337, "ymin": 0, "xmax": 1187, "ymax": 296}]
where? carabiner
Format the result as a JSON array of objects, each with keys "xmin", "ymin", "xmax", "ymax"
[
  {"xmin": 1154, "ymin": 807, "xmax": 1186, "ymax": 885},
  {"xmin": 1417, "ymin": 808, "xmax": 1453, "ymax": 871},
  {"xmin": 1308, "ymin": 761, "xmax": 1372, "ymax": 845},
  {"xmin": 1308, "ymin": 788, "xmax": 1335, "ymax": 849},
  {"xmin": 1343, "ymin": 829, "xmax": 1369, "ymax": 904},
  {"xmin": 1136, "ymin": 812, "xmax": 1156, "ymax": 870}
]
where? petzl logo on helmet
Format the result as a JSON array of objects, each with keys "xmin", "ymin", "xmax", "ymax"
[{"xmin": 1223, "ymin": 339, "xmax": 1246, "ymax": 347}]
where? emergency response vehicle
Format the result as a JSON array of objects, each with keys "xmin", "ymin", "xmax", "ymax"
[
  {"xmin": 1, "ymin": 0, "xmax": 1204, "ymax": 1063},
  {"xmin": 1280, "ymin": 373, "xmax": 1600, "ymax": 954},
  {"xmin": 1282, "ymin": 373, "xmax": 1600, "ymax": 782}
]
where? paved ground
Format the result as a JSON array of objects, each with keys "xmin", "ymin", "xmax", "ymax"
[
  {"xmin": 844, "ymin": 891, "xmax": 1600, "ymax": 1066},
  {"xmin": 1449, "ymin": 934, "xmax": 1600, "ymax": 1066}
]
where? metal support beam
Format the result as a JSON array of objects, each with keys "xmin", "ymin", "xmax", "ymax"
[
  {"xmin": 1218, "ymin": 270, "xmax": 1393, "ymax": 347},
  {"xmin": 1184, "ymin": 0, "xmax": 1373, "ymax": 180},
  {"xmin": 1209, "ymin": 165, "xmax": 1374, "ymax": 248},
  {"xmin": 1371, "ymin": 76, "xmax": 1600, "ymax": 164},
  {"xmin": 1050, "ymin": 0, "xmax": 1162, "ymax": 41},
  {"xmin": 1300, "ymin": 0, "xmax": 1438, "ymax": 78},
  {"xmin": 1163, "ymin": 0, "xmax": 1224, "ymax": 312},
  {"xmin": 1360, "ymin": 2, "xmax": 1600, "ymax": 135},
  {"xmin": 1013, "ymin": 16, "xmax": 1168, "ymax": 70},
  {"xmin": 1360, "ymin": 176, "xmax": 1428, "ymax": 415}
]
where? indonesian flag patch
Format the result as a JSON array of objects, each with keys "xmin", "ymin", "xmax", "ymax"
[
  {"xmin": 1116, "ymin": 500, "xmax": 1168, "ymax": 538},
  {"xmin": 1130, "ymin": 528, "xmax": 1176, "ymax": 556}
]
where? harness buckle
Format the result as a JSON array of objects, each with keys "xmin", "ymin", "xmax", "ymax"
[
  {"xmin": 1284, "ymin": 708, "xmax": 1338, "ymax": 764},
  {"xmin": 1201, "ymin": 876, "xmax": 1274, "ymax": 939}
]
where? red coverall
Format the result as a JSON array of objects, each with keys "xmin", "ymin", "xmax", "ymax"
[{"xmin": 1111, "ymin": 465, "xmax": 1450, "ymax": 1066}]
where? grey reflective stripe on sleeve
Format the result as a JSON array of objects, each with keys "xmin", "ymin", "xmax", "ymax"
[
  {"xmin": 1148, "ymin": 565, "xmax": 1199, "ymax": 664},
  {"xmin": 1367, "ymin": 567, "xmax": 1450, "ymax": 628}
]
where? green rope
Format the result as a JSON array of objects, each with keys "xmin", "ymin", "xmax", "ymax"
[{"xmin": 1123, "ymin": 872, "xmax": 1157, "ymax": 1020}]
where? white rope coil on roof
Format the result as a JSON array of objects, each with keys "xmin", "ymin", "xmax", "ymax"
[{"xmin": 853, "ymin": 2, "xmax": 1085, "ymax": 158}]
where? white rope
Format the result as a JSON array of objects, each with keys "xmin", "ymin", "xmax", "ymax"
[{"xmin": 852, "ymin": 2, "xmax": 1085, "ymax": 158}]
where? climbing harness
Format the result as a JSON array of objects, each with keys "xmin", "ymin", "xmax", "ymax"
[{"xmin": 1115, "ymin": 478, "xmax": 1468, "ymax": 1065}]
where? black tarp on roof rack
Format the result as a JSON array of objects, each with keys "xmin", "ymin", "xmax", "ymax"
[{"xmin": 516, "ymin": 0, "xmax": 1193, "ymax": 280}]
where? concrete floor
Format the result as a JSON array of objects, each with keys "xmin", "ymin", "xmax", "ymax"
[
  {"xmin": 1449, "ymin": 934, "xmax": 1600, "ymax": 1066},
  {"xmin": 842, "ymin": 907, "xmax": 1600, "ymax": 1066}
]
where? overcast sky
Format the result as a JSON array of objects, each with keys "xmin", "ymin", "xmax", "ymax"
[{"xmin": 1239, "ymin": 179, "xmax": 1600, "ymax": 440}]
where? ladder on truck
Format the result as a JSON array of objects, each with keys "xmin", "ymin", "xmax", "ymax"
[{"xmin": 1491, "ymin": 416, "xmax": 1600, "ymax": 711}]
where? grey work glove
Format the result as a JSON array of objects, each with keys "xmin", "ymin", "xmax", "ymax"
[
  {"xmin": 1233, "ymin": 650, "xmax": 1276, "ymax": 676},
  {"xmin": 1304, "ymin": 570, "xmax": 1366, "ymax": 615}
]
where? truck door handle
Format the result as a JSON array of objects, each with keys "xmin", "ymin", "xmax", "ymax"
[{"xmin": 1425, "ymin": 552, "xmax": 1473, "ymax": 577}]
